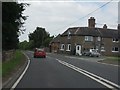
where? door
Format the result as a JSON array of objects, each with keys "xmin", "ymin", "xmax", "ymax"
[{"xmin": 76, "ymin": 45, "xmax": 82, "ymax": 56}]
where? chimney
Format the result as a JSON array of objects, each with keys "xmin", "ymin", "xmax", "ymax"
[
  {"xmin": 88, "ymin": 17, "xmax": 95, "ymax": 28},
  {"xmin": 118, "ymin": 24, "xmax": 120, "ymax": 39},
  {"xmin": 118, "ymin": 24, "xmax": 120, "ymax": 30},
  {"xmin": 103, "ymin": 24, "xmax": 107, "ymax": 29}
]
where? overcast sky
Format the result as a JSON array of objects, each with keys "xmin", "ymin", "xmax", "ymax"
[{"xmin": 18, "ymin": 0, "xmax": 119, "ymax": 42}]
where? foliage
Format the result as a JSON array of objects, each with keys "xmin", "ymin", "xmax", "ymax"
[
  {"xmin": 43, "ymin": 37, "xmax": 53, "ymax": 47},
  {"xmin": 19, "ymin": 40, "xmax": 34, "ymax": 50},
  {"xmin": 2, "ymin": 2, "xmax": 28, "ymax": 50},
  {"xmin": 19, "ymin": 40, "xmax": 29, "ymax": 50},
  {"xmin": 2, "ymin": 50, "xmax": 26, "ymax": 77},
  {"xmin": 28, "ymin": 27, "xmax": 54, "ymax": 49}
]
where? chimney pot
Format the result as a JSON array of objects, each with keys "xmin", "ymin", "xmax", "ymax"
[
  {"xmin": 88, "ymin": 17, "xmax": 95, "ymax": 28},
  {"xmin": 103, "ymin": 24, "xmax": 107, "ymax": 29},
  {"xmin": 118, "ymin": 24, "xmax": 120, "ymax": 30},
  {"xmin": 118, "ymin": 24, "xmax": 120, "ymax": 39}
]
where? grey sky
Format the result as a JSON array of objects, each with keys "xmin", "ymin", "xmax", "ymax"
[{"xmin": 18, "ymin": 0, "xmax": 119, "ymax": 42}]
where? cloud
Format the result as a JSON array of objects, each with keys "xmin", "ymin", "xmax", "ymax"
[{"xmin": 19, "ymin": 0, "xmax": 119, "ymax": 42}]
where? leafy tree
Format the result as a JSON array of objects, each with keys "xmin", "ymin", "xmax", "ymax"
[
  {"xmin": 29, "ymin": 27, "xmax": 53, "ymax": 48},
  {"xmin": 19, "ymin": 40, "xmax": 29, "ymax": 50},
  {"xmin": 19, "ymin": 40, "xmax": 34, "ymax": 50},
  {"xmin": 28, "ymin": 40, "xmax": 34, "ymax": 49},
  {"xmin": 43, "ymin": 36, "xmax": 54, "ymax": 47},
  {"xmin": 2, "ymin": 2, "xmax": 28, "ymax": 50}
]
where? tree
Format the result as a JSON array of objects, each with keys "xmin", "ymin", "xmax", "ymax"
[
  {"xmin": 19, "ymin": 40, "xmax": 34, "ymax": 50},
  {"xmin": 19, "ymin": 40, "xmax": 29, "ymax": 50},
  {"xmin": 43, "ymin": 36, "xmax": 54, "ymax": 47},
  {"xmin": 2, "ymin": 2, "xmax": 29, "ymax": 50},
  {"xmin": 29, "ymin": 27, "xmax": 53, "ymax": 48}
]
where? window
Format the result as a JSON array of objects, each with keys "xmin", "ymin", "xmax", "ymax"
[
  {"xmin": 60, "ymin": 44, "xmax": 65, "ymax": 50},
  {"xmin": 67, "ymin": 30, "xmax": 71, "ymax": 39},
  {"xmin": 97, "ymin": 37, "xmax": 101, "ymax": 41},
  {"xmin": 112, "ymin": 47, "xmax": 119, "ymax": 52},
  {"xmin": 85, "ymin": 36, "xmax": 93, "ymax": 41},
  {"xmin": 101, "ymin": 47, "xmax": 105, "ymax": 52},
  {"xmin": 96, "ymin": 46, "xmax": 99, "ymax": 50},
  {"xmin": 112, "ymin": 38, "xmax": 119, "ymax": 42},
  {"xmin": 66, "ymin": 44, "xmax": 71, "ymax": 51}
]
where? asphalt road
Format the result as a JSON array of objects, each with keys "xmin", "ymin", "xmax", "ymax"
[{"xmin": 15, "ymin": 51, "xmax": 119, "ymax": 89}]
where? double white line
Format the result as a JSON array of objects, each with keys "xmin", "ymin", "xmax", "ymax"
[{"xmin": 56, "ymin": 59, "xmax": 120, "ymax": 89}]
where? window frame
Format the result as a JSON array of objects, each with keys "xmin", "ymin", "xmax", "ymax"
[
  {"xmin": 60, "ymin": 44, "xmax": 65, "ymax": 51},
  {"xmin": 85, "ymin": 36, "xmax": 93, "ymax": 41},
  {"xmin": 67, "ymin": 30, "xmax": 71, "ymax": 39},
  {"xmin": 101, "ymin": 47, "xmax": 105, "ymax": 52},
  {"xmin": 66, "ymin": 44, "xmax": 71, "ymax": 51},
  {"xmin": 112, "ymin": 47, "xmax": 119, "ymax": 52},
  {"xmin": 112, "ymin": 38, "xmax": 119, "ymax": 43},
  {"xmin": 97, "ymin": 37, "xmax": 101, "ymax": 41}
]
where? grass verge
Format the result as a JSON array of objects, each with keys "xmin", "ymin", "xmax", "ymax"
[
  {"xmin": 2, "ymin": 50, "xmax": 26, "ymax": 78},
  {"xmin": 98, "ymin": 56, "xmax": 120, "ymax": 65}
]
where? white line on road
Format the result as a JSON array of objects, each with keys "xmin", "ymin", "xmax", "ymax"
[
  {"xmin": 65, "ymin": 56, "xmax": 119, "ymax": 67},
  {"xmin": 56, "ymin": 59, "xmax": 120, "ymax": 89},
  {"xmin": 65, "ymin": 56, "xmax": 104, "ymax": 62},
  {"xmin": 97, "ymin": 62, "xmax": 119, "ymax": 67},
  {"xmin": 11, "ymin": 53, "xmax": 31, "ymax": 89}
]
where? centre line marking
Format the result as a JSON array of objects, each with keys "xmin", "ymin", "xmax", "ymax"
[{"xmin": 56, "ymin": 59, "xmax": 119, "ymax": 89}]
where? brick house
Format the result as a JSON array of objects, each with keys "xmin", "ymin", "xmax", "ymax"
[
  {"xmin": 50, "ymin": 17, "xmax": 119, "ymax": 56},
  {"xmin": 49, "ymin": 34, "xmax": 61, "ymax": 53}
]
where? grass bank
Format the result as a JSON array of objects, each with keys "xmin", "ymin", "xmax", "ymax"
[
  {"xmin": 2, "ymin": 50, "xmax": 26, "ymax": 77},
  {"xmin": 106, "ymin": 57, "xmax": 120, "ymax": 60},
  {"xmin": 99, "ymin": 56, "xmax": 120, "ymax": 65}
]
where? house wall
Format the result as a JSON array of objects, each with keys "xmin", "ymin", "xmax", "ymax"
[
  {"xmin": 59, "ymin": 35, "xmax": 95, "ymax": 55},
  {"xmin": 51, "ymin": 42, "xmax": 60, "ymax": 53},
  {"xmin": 101, "ymin": 38, "xmax": 119, "ymax": 56},
  {"xmin": 52, "ymin": 35, "xmax": 119, "ymax": 56},
  {"xmin": 59, "ymin": 36, "xmax": 76, "ymax": 55}
]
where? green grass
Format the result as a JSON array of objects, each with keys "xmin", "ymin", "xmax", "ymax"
[
  {"xmin": 106, "ymin": 56, "xmax": 120, "ymax": 61},
  {"xmin": 2, "ymin": 50, "xmax": 25, "ymax": 77},
  {"xmin": 0, "ymin": 62, "xmax": 1, "ymax": 77},
  {"xmin": 98, "ymin": 56, "xmax": 120, "ymax": 65}
]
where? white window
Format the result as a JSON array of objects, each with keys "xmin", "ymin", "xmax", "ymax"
[
  {"xmin": 112, "ymin": 47, "xmax": 119, "ymax": 52},
  {"xmin": 60, "ymin": 44, "xmax": 65, "ymax": 50},
  {"xmin": 67, "ymin": 30, "xmax": 71, "ymax": 39},
  {"xmin": 96, "ymin": 46, "xmax": 99, "ymax": 50},
  {"xmin": 85, "ymin": 36, "xmax": 93, "ymax": 41},
  {"xmin": 97, "ymin": 37, "xmax": 101, "ymax": 41},
  {"xmin": 66, "ymin": 44, "xmax": 71, "ymax": 51},
  {"xmin": 112, "ymin": 38, "xmax": 119, "ymax": 42},
  {"xmin": 101, "ymin": 47, "xmax": 105, "ymax": 52}
]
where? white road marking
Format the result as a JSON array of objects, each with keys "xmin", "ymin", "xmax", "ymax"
[
  {"xmin": 65, "ymin": 56, "xmax": 104, "ymax": 61},
  {"xmin": 56, "ymin": 59, "xmax": 120, "ymax": 89},
  {"xmin": 11, "ymin": 52, "xmax": 31, "ymax": 89},
  {"xmin": 65, "ymin": 56, "xmax": 119, "ymax": 67},
  {"xmin": 97, "ymin": 62, "xmax": 119, "ymax": 67}
]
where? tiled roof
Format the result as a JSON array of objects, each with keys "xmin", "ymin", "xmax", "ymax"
[
  {"xmin": 61, "ymin": 27, "xmax": 118, "ymax": 38},
  {"xmin": 50, "ymin": 34, "xmax": 61, "ymax": 43}
]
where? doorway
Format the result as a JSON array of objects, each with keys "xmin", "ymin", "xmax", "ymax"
[{"xmin": 76, "ymin": 45, "xmax": 82, "ymax": 56}]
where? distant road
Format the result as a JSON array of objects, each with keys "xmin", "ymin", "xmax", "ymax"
[{"xmin": 15, "ymin": 51, "xmax": 119, "ymax": 89}]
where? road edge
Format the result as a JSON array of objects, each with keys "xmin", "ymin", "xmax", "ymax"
[{"xmin": 2, "ymin": 51, "xmax": 30, "ymax": 88}]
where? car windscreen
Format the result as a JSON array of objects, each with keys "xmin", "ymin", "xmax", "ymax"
[{"xmin": 37, "ymin": 49, "xmax": 44, "ymax": 52}]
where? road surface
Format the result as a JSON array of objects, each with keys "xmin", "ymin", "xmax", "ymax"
[{"xmin": 15, "ymin": 51, "xmax": 119, "ymax": 89}]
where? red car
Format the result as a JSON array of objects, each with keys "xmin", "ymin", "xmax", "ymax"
[{"xmin": 34, "ymin": 48, "xmax": 46, "ymax": 58}]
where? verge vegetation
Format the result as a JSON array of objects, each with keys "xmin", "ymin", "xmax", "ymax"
[
  {"xmin": 2, "ymin": 50, "xmax": 26, "ymax": 78},
  {"xmin": 98, "ymin": 56, "xmax": 120, "ymax": 65}
]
